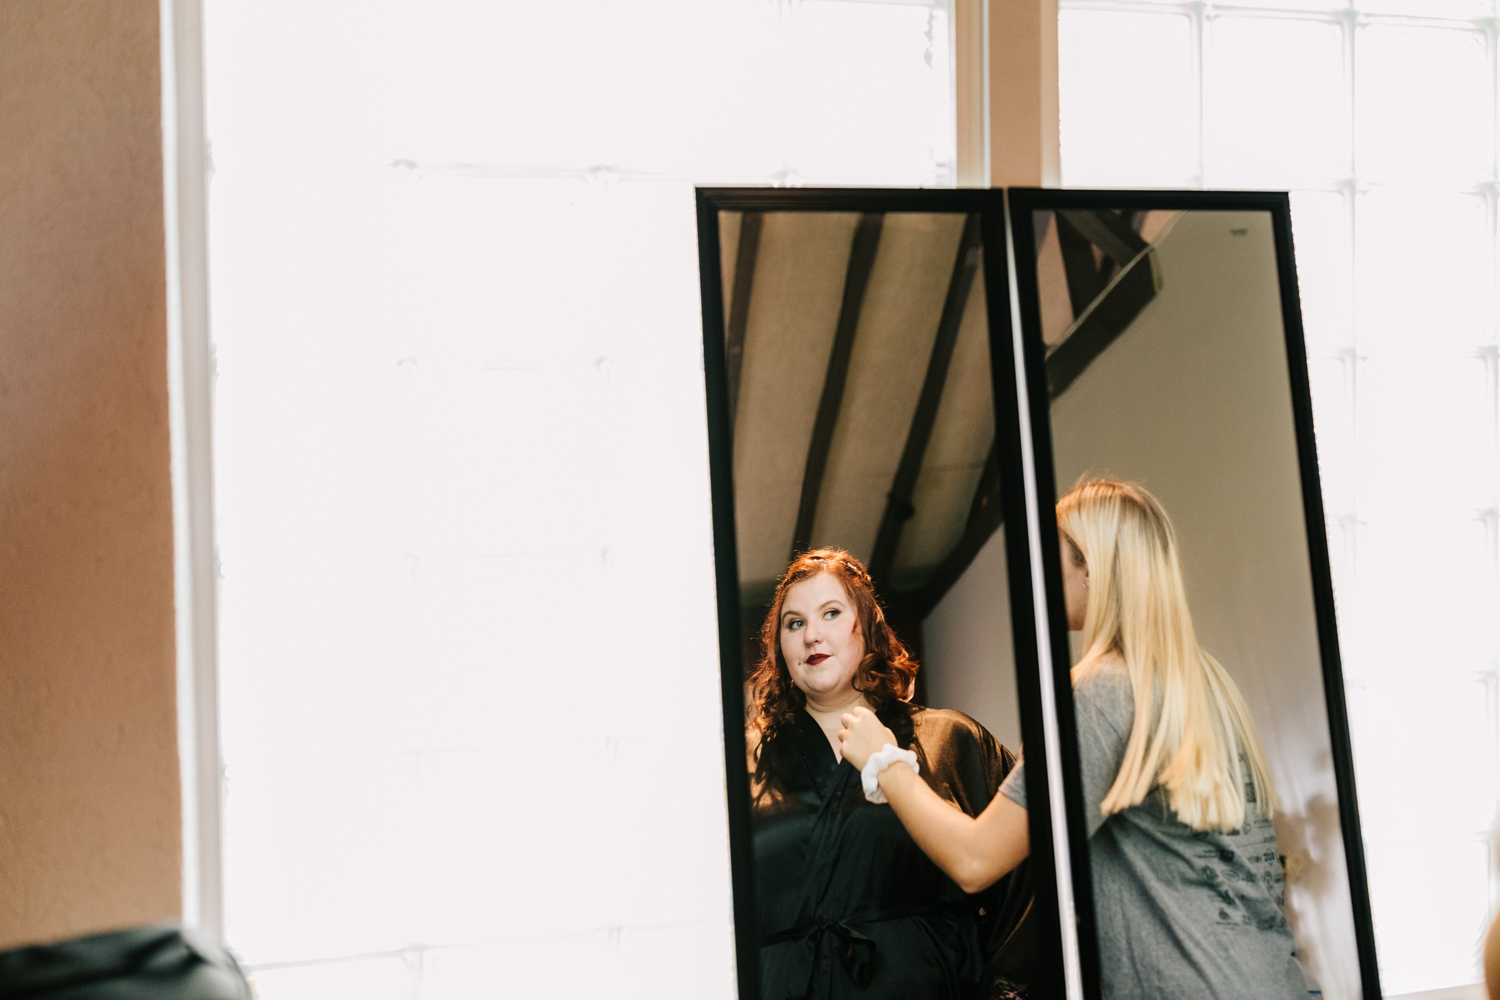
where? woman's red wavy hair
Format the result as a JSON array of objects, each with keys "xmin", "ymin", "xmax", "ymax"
[{"xmin": 747, "ymin": 548, "xmax": 919, "ymax": 744}]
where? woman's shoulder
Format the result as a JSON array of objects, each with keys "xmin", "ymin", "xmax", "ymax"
[
  {"xmin": 1074, "ymin": 652, "xmax": 1130, "ymax": 690},
  {"xmin": 909, "ymin": 706, "xmax": 1017, "ymax": 801},
  {"xmin": 912, "ymin": 705, "xmax": 985, "ymax": 736},
  {"xmin": 1072, "ymin": 653, "xmax": 1135, "ymax": 721},
  {"xmin": 911, "ymin": 706, "xmax": 1007, "ymax": 755}
]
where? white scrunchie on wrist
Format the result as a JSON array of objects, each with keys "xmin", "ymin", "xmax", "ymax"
[{"xmin": 861, "ymin": 744, "xmax": 919, "ymax": 804}]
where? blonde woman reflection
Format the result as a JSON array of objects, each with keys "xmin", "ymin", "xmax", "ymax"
[{"xmin": 840, "ymin": 479, "xmax": 1306, "ymax": 1000}]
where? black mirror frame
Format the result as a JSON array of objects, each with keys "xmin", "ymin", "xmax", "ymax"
[
  {"xmin": 694, "ymin": 186, "xmax": 1072, "ymax": 1000},
  {"xmin": 1005, "ymin": 187, "xmax": 1382, "ymax": 1000}
]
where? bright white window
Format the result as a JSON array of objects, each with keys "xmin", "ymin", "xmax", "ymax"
[
  {"xmin": 1060, "ymin": 2, "xmax": 1500, "ymax": 995},
  {"xmin": 203, "ymin": 2, "xmax": 955, "ymax": 997}
]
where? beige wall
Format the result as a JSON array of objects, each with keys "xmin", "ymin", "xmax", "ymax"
[
  {"xmin": 0, "ymin": 0, "xmax": 180, "ymax": 947},
  {"xmin": 923, "ymin": 529, "xmax": 1022, "ymax": 753}
]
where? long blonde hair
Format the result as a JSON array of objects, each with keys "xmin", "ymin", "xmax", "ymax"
[{"xmin": 1059, "ymin": 478, "xmax": 1277, "ymax": 830}]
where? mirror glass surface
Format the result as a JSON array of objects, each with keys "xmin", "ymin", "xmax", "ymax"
[
  {"xmin": 718, "ymin": 208, "xmax": 1046, "ymax": 998},
  {"xmin": 1031, "ymin": 206, "xmax": 1362, "ymax": 999}
]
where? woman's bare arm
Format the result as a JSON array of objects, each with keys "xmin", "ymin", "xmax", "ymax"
[{"xmin": 840, "ymin": 708, "xmax": 1030, "ymax": 893}]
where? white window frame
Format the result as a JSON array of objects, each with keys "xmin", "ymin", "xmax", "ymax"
[{"xmin": 160, "ymin": 0, "xmax": 223, "ymax": 938}]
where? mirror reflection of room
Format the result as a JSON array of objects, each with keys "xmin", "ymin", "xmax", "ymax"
[
  {"xmin": 1036, "ymin": 207, "xmax": 1363, "ymax": 999},
  {"xmin": 719, "ymin": 209, "xmax": 1044, "ymax": 998}
]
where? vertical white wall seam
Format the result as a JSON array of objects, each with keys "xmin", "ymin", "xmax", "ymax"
[{"xmin": 160, "ymin": 0, "xmax": 224, "ymax": 938}]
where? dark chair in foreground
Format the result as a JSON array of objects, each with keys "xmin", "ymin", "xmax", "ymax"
[{"xmin": 0, "ymin": 925, "xmax": 249, "ymax": 1000}]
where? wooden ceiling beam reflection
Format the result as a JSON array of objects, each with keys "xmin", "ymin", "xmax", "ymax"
[
  {"xmin": 889, "ymin": 210, "xmax": 1156, "ymax": 622},
  {"xmin": 1046, "ymin": 208, "xmax": 1162, "ymax": 400},
  {"xmin": 724, "ymin": 212, "xmax": 763, "ymax": 427},
  {"xmin": 892, "ymin": 439, "xmax": 1003, "ymax": 621},
  {"xmin": 1046, "ymin": 245, "xmax": 1161, "ymax": 400},
  {"xmin": 790, "ymin": 213, "xmax": 885, "ymax": 558},
  {"xmin": 1054, "ymin": 212, "xmax": 1108, "ymax": 318},
  {"xmin": 1057, "ymin": 209, "xmax": 1147, "ymax": 266},
  {"xmin": 867, "ymin": 213, "xmax": 984, "ymax": 586},
  {"xmin": 879, "ymin": 210, "xmax": 1160, "ymax": 624}
]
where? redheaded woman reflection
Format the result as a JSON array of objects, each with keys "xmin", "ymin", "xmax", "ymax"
[{"xmin": 747, "ymin": 548, "xmax": 1038, "ymax": 1000}]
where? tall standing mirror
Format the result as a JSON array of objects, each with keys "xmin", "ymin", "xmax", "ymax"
[
  {"xmin": 1009, "ymin": 190, "xmax": 1379, "ymax": 1000},
  {"xmin": 696, "ymin": 189, "xmax": 1069, "ymax": 1000}
]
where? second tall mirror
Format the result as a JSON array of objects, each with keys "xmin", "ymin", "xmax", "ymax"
[{"xmin": 1010, "ymin": 189, "xmax": 1379, "ymax": 1000}]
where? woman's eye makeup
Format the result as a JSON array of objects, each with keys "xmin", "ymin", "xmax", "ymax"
[{"xmin": 824, "ymin": 608, "xmax": 840, "ymax": 619}]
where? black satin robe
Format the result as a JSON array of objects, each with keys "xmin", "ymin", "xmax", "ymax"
[{"xmin": 751, "ymin": 705, "xmax": 1038, "ymax": 1000}]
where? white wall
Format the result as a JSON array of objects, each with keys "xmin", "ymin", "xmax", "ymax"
[
  {"xmin": 1048, "ymin": 209, "xmax": 1360, "ymax": 999},
  {"xmin": 923, "ymin": 529, "xmax": 1023, "ymax": 754}
]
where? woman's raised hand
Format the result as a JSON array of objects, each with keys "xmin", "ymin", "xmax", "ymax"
[{"xmin": 838, "ymin": 707, "xmax": 898, "ymax": 770}]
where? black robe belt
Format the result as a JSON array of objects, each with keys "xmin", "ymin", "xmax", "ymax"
[{"xmin": 762, "ymin": 904, "xmax": 952, "ymax": 999}]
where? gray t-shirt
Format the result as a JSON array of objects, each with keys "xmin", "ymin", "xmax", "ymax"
[{"xmin": 1000, "ymin": 662, "xmax": 1308, "ymax": 1000}]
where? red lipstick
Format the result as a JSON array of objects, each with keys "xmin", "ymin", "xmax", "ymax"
[{"xmin": 807, "ymin": 654, "xmax": 830, "ymax": 665}]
